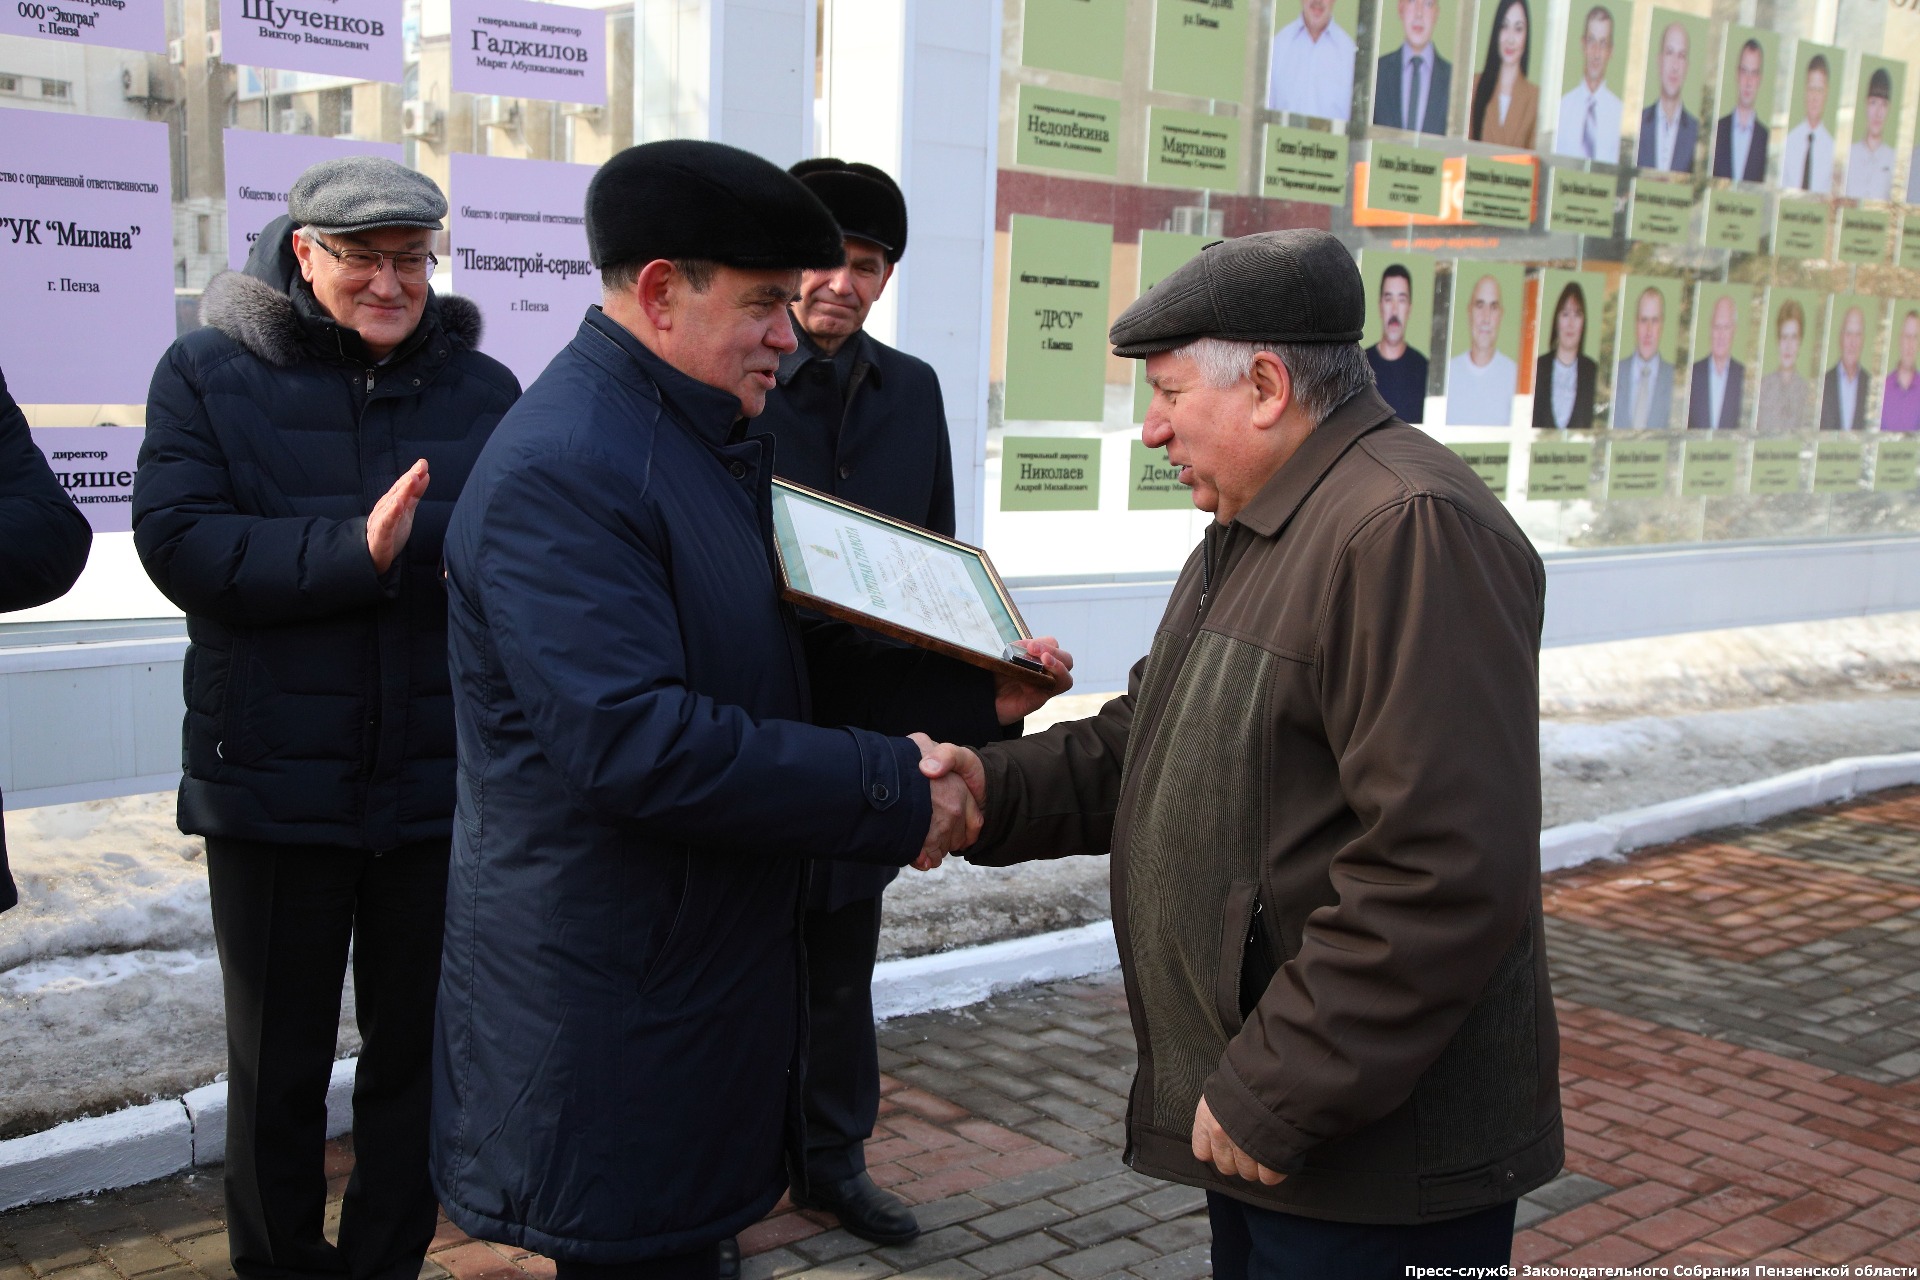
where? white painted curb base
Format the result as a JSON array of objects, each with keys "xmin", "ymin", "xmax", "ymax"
[{"xmin": 6, "ymin": 748, "xmax": 1919, "ymax": 1212}]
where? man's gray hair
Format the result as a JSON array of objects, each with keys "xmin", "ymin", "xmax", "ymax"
[{"xmin": 1172, "ymin": 336, "xmax": 1376, "ymax": 425}]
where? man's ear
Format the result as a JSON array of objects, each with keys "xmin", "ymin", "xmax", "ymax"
[
  {"xmin": 291, "ymin": 230, "xmax": 318, "ymax": 285},
  {"xmin": 634, "ymin": 259, "xmax": 679, "ymax": 331},
  {"xmin": 1249, "ymin": 350, "xmax": 1292, "ymax": 429}
]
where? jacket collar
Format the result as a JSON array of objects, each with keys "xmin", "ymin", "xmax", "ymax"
[
  {"xmin": 776, "ymin": 326, "xmax": 882, "ymax": 390},
  {"xmin": 579, "ymin": 307, "xmax": 747, "ymax": 448},
  {"xmin": 1233, "ymin": 387, "xmax": 1398, "ymax": 539}
]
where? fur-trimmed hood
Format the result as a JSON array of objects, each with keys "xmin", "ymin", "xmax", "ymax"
[{"xmin": 199, "ymin": 215, "xmax": 481, "ymax": 368}]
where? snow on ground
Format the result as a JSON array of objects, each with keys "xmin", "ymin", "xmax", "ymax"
[{"xmin": 5, "ymin": 611, "xmax": 1920, "ymax": 1136}]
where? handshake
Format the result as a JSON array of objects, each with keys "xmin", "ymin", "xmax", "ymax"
[{"xmin": 905, "ymin": 635, "xmax": 1071, "ymax": 871}]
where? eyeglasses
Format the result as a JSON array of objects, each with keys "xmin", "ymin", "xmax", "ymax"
[{"xmin": 308, "ymin": 234, "xmax": 437, "ymax": 284}]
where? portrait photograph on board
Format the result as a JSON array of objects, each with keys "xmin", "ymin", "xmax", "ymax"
[
  {"xmin": 1844, "ymin": 57, "xmax": 1904, "ymax": 201},
  {"xmin": 1635, "ymin": 9, "xmax": 1711, "ymax": 175},
  {"xmin": 1710, "ymin": 27, "xmax": 1780, "ymax": 184},
  {"xmin": 1819, "ymin": 295, "xmax": 1887, "ymax": 432},
  {"xmin": 1782, "ymin": 42, "xmax": 1844, "ymax": 194},
  {"xmin": 1267, "ymin": 0, "xmax": 1362, "ymax": 123},
  {"xmin": 1445, "ymin": 259, "xmax": 1526, "ymax": 425},
  {"xmin": 1551, "ymin": 0, "xmax": 1629, "ymax": 163},
  {"xmin": 1686, "ymin": 283, "xmax": 1758, "ymax": 431},
  {"xmin": 1467, "ymin": 0, "xmax": 1538, "ymax": 147},
  {"xmin": 1757, "ymin": 288, "xmax": 1827, "ymax": 432},
  {"xmin": 1612, "ymin": 275, "xmax": 1686, "ymax": 430},
  {"xmin": 1532, "ymin": 269, "xmax": 1608, "ymax": 429},
  {"xmin": 1372, "ymin": 0, "xmax": 1459, "ymax": 135},
  {"xmin": 1884, "ymin": 303, "xmax": 1920, "ymax": 432},
  {"xmin": 1359, "ymin": 249, "xmax": 1438, "ymax": 424}
]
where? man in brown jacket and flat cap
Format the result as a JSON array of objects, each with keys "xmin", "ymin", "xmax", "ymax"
[{"xmin": 922, "ymin": 230, "xmax": 1561, "ymax": 1277}]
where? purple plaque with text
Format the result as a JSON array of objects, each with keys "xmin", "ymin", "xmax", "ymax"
[
  {"xmin": 0, "ymin": 0, "xmax": 166, "ymax": 53},
  {"xmin": 224, "ymin": 129, "xmax": 402, "ymax": 269},
  {"xmin": 452, "ymin": 0, "xmax": 606, "ymax": 105},
  {"xmin": 220, "ymin": 0, "xmax": 402, "ymax": 82},
  {"xmin": 450, "ymin": 153, "xmax": 597, "ymax": 387},
  {"xmin": 29, "ymin": 426, "xmax": 145, "ymax": 534},
  {"xmin": 0, "ymin": 109, "xmax": 174, "ymax": 405}
]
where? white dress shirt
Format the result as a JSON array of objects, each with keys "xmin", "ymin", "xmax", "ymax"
[
  {"xmin": 1551, "ymin": 356, "xmax": 1578, "ymax": 428},
  {"xmin": 1783, "ymin": 121, "xmax": 1835, "ymax": 193},
  {"xmin": 1729, "ymin": 111, "xmax": 1755, "ymax": 180},
  {"xmin": 1708, "ymin": 359, "xmax": 1729, "ymax": 429},
  {"xmin": 1446, "ymin": 351, "xmax": 1519, "ymax": 425},
  {"xmin": 1554, "ymin": 79, "xmax": 1623, "ymax": 163},
  {"xmin": 1653, "ymin": 102, "xmax": 1682, "ymax": 171},
  {"xmin": 1846, "ymin": 140, "xmax": 1895, "ymax": 200},
  {"xmin": 1838, "ymin": 366, "xmax": 1860, "ymax": 430},
  {"xmin": 1266, "ymin": 17, "xmax": 1356, "ymax": 122},
  {"xmin": 1626, "ymin": 354, "xmax": 1661, "ymax": 428}
]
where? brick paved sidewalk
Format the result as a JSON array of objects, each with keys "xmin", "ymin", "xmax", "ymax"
[{"xmin": 9, "ymin": 787, "xmax": 1920, "ymax": 1279}]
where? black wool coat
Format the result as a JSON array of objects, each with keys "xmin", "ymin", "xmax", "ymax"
[
  {"xmin": 756, "ymin": 329, "xmax": 1002, "ymax": 910},
  {"xmin": 434, "ymin": 308, "xmax": 972, "ymax": 1259},
  {"xmin": 132, "ymin": 218, "xmax": 520, "ymax": 850},
  {"xmin": 0, "ymin": 366, "xmax": 93, "ymax": 910}
]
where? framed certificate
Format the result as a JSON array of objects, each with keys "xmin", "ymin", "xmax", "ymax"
[{"xmin": 770, "ymin": 479, "xmax": 1051, "ymax": 683}]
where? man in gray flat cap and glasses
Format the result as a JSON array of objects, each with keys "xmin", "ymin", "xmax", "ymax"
[
  {"xmin": 135, "ymin": 156, "xmax": 520, "ymax": 1280},
  {"xmin": 920, "ymin": 230, "xmax": 1561, "ymax": 1277}
]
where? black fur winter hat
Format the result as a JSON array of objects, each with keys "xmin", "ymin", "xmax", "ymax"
[
  {"xmin": 789, "ymin": 158, "xmax": 908, "ymax": 263},
  {"xmin": 585, "ymin": 140, "xmax": 846, "ymax": 272}
]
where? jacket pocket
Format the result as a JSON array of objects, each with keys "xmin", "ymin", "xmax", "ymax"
[
  {"xmin": 1215, "ymin": 880, "xmax": 1262, "ymax": 1034},
  {"xmin": 214, "ymin": 638, "xmax": 264, "ymax": 767},
  {"xmin": 635, "ymin": 848, "xmax": 695, "ymax": 995}
]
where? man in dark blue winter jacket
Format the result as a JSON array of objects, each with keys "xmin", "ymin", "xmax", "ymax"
[
  {"xmin": 432, "ymin": 141, "xmax": 1068, "ymax": 1280},
  {"xmin": 134, "ymin": 157, "xmax": 519, "ymax": 1280}
]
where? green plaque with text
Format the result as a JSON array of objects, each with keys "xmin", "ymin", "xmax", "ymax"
[
  {"xmin": 1447, "ymin": 443, "xmax": 1510, "ymax": 497},
  {"xmin": 1705, "ymin": 188, "xmax": 1764, "ymax": 254},
  {"xmin": 1005, "ymin": 215, "xmax": 1112, "ymax": 422},
  {"xmin": 1546, "ymin": 169, "xmax": 1615, "ymax": 236},
  {"xmin": 1527, "ymin": 441, "xmax": 1594, "ymax": 500},
  {"xmin": 1628, "ymin": 177, "xmax": 1692, "ymax": 245},
  {"xmin": 1000, "ymin": 436, "xmax": 1102, "ymax": 511},
  {"xmin": 1748, "ymin": 438, "xmax": 1805, "ymax": 493},
  {"xmin": 1812, "ymin": 437, "xmax": 1866, "ymax": 492},
  {"xmin": 1128, "ymin": 441, "xmax": 1191, "ymax": 509},
  {"xmin": 1875, "ymin": 437, "xmax": 1920, "ymax": 492},
  {"xmin": 1021, "ymin": 0, "xmax": 1128, "ymax": 80},
  {"xmin": 1367, "ymin": 143, "xmax": 1443, "ymax": 217},
  {"xmin": 1903, "ymin": 215, "xmax": 1920, "ymax": 273},
  {"xmin": 1015, "ymin": 86, "xmax": 1121, "ymax": 177},
  {"xmin": 1151, "ymin": 0, "xmax": 1249, "ymax": 102},
  {"xmin": 1607, "ymin": 441, "xmax": 1669, "ymax": 499},
  {"xmin": 1839, "ymin": 209, "xmax": 1890, "ymax": 266},
  {"xmin": 1262, "ymin": 125, "xmax": 1347, "ymax": 205},
  {"xmin": 1146, "ymin": 108, "xmax": 1239, "ymax": 191},
  {"xmin": 1775, "ymin": 199, "xmax": 1831, "ymax": 260},
  {"xmin": 1680, "ymin": 439, "xmax": 1741, "ymax": 497},
  {"xmin": 1462, "ymin": 157, "xmax": 1534, "ymax": 229}
]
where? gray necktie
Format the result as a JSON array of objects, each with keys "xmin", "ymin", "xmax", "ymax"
[
  {"xmin": 1582, "ymin": 96, "xmax": 1597, "ymax": 160},
  {"xmin": 1633, "ymin": 365, "xmax": 1653, "ymax": 429},
  {"xmin": 1406, "ymin": 54, "xmax": 1423, "ymax": 132}
]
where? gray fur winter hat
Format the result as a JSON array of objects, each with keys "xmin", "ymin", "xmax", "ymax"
[{"xmin": 289, "ymin": 156, "xmax": 447, "ymax": 235}]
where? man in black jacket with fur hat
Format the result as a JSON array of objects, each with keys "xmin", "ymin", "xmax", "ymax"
[
  {"xmin": 752, "ymin": 160, "xmax": 964, "ymax": 1247},
  {"xmin": 133, "ymin": 156, "xmax": 519, "ymax": 1280}
]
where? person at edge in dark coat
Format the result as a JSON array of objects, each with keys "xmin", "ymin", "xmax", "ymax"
[
  {"xmin": 132, "ymin": 158, "xmax": 520, "ymax": 1280},
  {"xmin": 0, "ymin": 365, "xmax": 93, "ymax": 912},
  {"xmin": 919, "ymin": 231, "xmax": 1561, "ymax": 1279},
  {"xmin": 431, "ymin": 141, "xmax": 1071, "ymax": 1280},
  {"xmin": 743, "ymin": 158, "xmax": 982, "ymax": 1254}
]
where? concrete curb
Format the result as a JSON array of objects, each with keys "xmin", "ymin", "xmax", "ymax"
[{"xmin": 6, "ymin": 748, "xmax": 1918, "ymax": 1211}]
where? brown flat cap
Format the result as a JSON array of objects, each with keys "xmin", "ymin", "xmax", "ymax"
[{"xmin": 1109, "ymin": 229, "xmax": 1364, "ymax": 357}]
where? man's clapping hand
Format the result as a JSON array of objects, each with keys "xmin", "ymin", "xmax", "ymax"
[{"xmin": 910, "ymin": 732, "xmax": 980, "ymax": 871}]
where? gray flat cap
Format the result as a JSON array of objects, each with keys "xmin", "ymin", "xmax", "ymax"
[
  {"xmin": 289, "ymin": 156, "xmax": 446, "ymax": 235},
  {"xmin": 1109, "ymin": 229, "xmax": 1364, "ymax": 357}
]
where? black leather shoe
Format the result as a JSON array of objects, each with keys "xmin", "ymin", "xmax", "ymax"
[
  {"xmin": 793, "ymin": 1171, "xmax": 921, "ymax": 1245},
  {"xmin": 716, "ymin": 1236, "xmax": 740, "ymax": 1280}
]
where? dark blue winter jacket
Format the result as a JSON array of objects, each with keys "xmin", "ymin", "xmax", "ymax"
[
  {"xmin": 432, "ymin": 308, "xmax": 942, "ymax": 1261},
  {"xmin": 133, "ymin": 218, "xmax": 519, "ymax": 849}
]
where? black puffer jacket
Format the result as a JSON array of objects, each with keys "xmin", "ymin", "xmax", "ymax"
[{"xmin": 133, "ymin": 217, "xmax": 520, "ymax": 849}]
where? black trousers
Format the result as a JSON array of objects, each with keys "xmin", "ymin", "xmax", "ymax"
[
  {"xmin": 206, "ymin": 837, "xmax": 450, "ymax": 1280},
  {"xmin": 1208, "ymin": 1192, "xmax": 1515, "ymax": 1280},
  {"xmin": 800, "ymin": 895, "xmax": 884, "ymax": 1183}
]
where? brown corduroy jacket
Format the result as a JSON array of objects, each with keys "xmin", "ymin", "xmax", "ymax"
[{"xmin": 965, "ymin": 388, "xmax": 1563, "ymax": 1221}]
